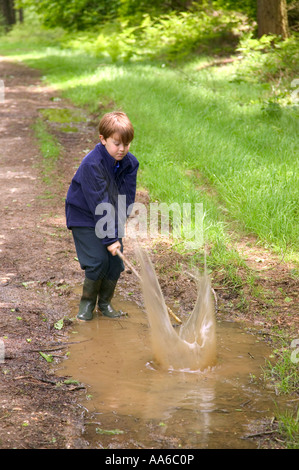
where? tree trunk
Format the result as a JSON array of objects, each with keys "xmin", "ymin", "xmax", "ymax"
[
  {"xmin": 257, "ymin": 0, "xmax": 289, "ymax": 38},
  {"xmin": 0, "ymin": 0, "xmax": 16, "ymax": 27},
  {"xmin": 18, "ymin": 7, "xmax": 23, "ymax": 23}
]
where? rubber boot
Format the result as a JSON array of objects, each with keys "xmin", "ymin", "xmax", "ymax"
[
  {"xmin": 77, "ymin": 277, "xmax": 102, "ymax": 321},
  {"xmin": 97, "ymin": 279, "xmax": 122, "ymax": 318}
]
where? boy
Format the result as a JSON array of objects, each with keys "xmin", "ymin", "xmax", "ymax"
[{"xmin": 65, "ymin": 111, "xmax": 139, "ymax": 321}]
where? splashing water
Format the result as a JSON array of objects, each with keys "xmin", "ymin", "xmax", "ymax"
[{"xmin": 136, "ymin": 248, "xmax": 217, "ymax": 371}]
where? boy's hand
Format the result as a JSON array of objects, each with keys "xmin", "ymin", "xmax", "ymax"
[{"xmin": 107, "ymin": 240, "xmax": 121, "ymax": 256}]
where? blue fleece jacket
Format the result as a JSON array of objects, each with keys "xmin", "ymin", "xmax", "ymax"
[{"xmin": 65, "ymin": 143, "xmax": 139, "ymax": 245}]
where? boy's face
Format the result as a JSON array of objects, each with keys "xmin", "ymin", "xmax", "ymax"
[{"xmin": 100, "ymin": 133, "xmax": 131, "ymax": 161}]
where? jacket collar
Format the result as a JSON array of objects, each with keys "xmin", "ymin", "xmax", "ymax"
[{"xmin": 96, "ymin": 143, "xmax": 130, "ymax": 173}]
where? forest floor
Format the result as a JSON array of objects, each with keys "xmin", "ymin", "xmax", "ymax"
[{"xmin": 0, "ymin": 57, "xmax": 298, "ymax": 449}]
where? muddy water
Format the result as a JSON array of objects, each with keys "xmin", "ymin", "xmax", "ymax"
[{"xmin": 58, "ymin": 296, "xmax": 278, "ymax": 449}]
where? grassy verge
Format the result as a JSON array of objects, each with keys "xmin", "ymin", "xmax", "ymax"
[
  {"xmin": 276, "ymin": 407, "xmax": 299, "ymax": 449},
  {"xmin": 32, "ymin": 117, "xmax": 61, "ymax": 185},
  {"xmin": 263, "ymin": 345, "xmax": 298, "ymax": 448},
  {"xmin": 265, "ymin": 346, "xmax": 298, "ymax": 396}
]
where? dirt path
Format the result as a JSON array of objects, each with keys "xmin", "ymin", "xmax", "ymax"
[
  {"xmin": 0, "ymin": 57, "xmax": 298, "ymax": 449},
  {"xmin": 0, "ymin": 57, "xmax": 89, "ymax": 448},
  {"xmin": 0, "ymin": 56, "xmax": 146, "ymax": 449}
]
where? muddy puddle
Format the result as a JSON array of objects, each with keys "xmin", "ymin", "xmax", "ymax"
[{"xmin": 56, "ymin": 294, "xmax": 282, "ymax": 449}]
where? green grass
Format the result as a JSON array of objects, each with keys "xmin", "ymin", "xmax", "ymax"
[
  {"xmin": 39, "ymin": 107, "xmax": 84, "ymax": 123},
  {"xmin": 264, "ymin": 345, "xmax": 299, "ymax": 396},
  {"xmin": 276, "ymin": 407, "xmax": 299, "ymax": 449},
  {"xmin": 1, "ymin": 24, "xmax": 298, "ymax": 264},
  {"xmin": 32, "ymin": 118, "xmax": 61, "ymax": 184},
  {"xmin": 265, "ymin": 348, "xmax": 299, "ymax": 449}
]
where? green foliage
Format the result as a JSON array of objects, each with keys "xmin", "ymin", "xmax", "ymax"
[
  {"xmin": 118, "ymin": 0, "xmax": 168, "ymax": 18},
  {"xmin": 118, "ymin": 0, "xmax": 197, "ymax": 19},
  {"xmin": 0, "ymin": 12, "xmax": 6, "ymax": 35},
  {"xmin": 64, "ymin": 8, "xmax": 252, "ymax": 62},
  {"xmin": 17, "ymin": 0, "xmax": 121, "ymax": 30},
  {"xmin": 39, "ymin": 107, "xmax": 84, "ymax": 123},
  {"xmin": 39, "ymin": 351, "xmax": 53, "ymax": 362},
  {"xmin": 236, "ymin": 33, "xmax": 299, "ymax": 82},
  {"xmin": 288, "ymin": 1, "xmax": 299, "ymax": 32},
  {"xmin": 214, "ymin": 0, "xmax": 298, "ymax": 25},
  {"xmin": 32, "ymin": 118, "xmax": 61, "ymax": 184},
  {"xmin": 277, "ymin": 407, "xmax": 299, "ymax": 449},
  {"xmin": 17, "ymin": 0, "xmax": 225, "ymax": 31},
  {"xmin": 17, "ymin": 0, "xmax": 254, "ymax": 41},
  {"xmin": 212, "ymin": 0, "xmax": 257, "ymax": 19},
  {"xmin": 54, "ymin": 319, "xmax": 64, "ymax": 330},
  {"xmin": 265, "ymin": 346, "xmax": 299, "ymax": 395},
  {"xmin": 14, "ymin": 0, "xmax": 299, "ymax": 35}
]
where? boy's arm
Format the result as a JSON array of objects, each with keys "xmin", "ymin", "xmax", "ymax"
[
  {"xmin": 80, "ymin": 162, "xmax": 119, "ymax": 246},
  {"xmin": 80, "ymin": 161, "xmax": 109, "ymax": 218}
]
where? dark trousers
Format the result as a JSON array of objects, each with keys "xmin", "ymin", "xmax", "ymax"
[{"xmin": 71, "ymin": 227, "xmax": 124, "ymax": 282}]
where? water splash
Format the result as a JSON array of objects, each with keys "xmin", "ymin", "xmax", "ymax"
[{"xmin": 136, "ymin": 248, "xmax": 217, "ymax": 371}]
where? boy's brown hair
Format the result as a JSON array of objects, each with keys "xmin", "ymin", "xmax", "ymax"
[{"xmin": 99, "ymin": 111, "xmax": 134, "ymax": 145}]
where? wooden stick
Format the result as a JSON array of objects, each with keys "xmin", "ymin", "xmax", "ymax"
[
  {"xmin": 116, "ymin": 249, "xmax": 182, "ymax": 324},
  {"xmin": 116, "ymin": 249, "xmax": 141, "ymax": 281},
  {"xmin": 166, "ymin": 306, "xmax": 182, "ymax": 325}
]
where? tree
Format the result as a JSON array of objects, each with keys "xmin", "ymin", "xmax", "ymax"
[
  {"xmin": 0, "ymin": 0, "xmax": 23, "ymax": 29},
  {"xmin": 15, "ymin": 0, "xmax": 120, "ymax": 30},
  {"xmin": 0, "ymin": 0, "xmax": 16, "ymax": 26},
  {"xmin": 257, "ymin": 0, "xmax": 289, "ymax": 38}
]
